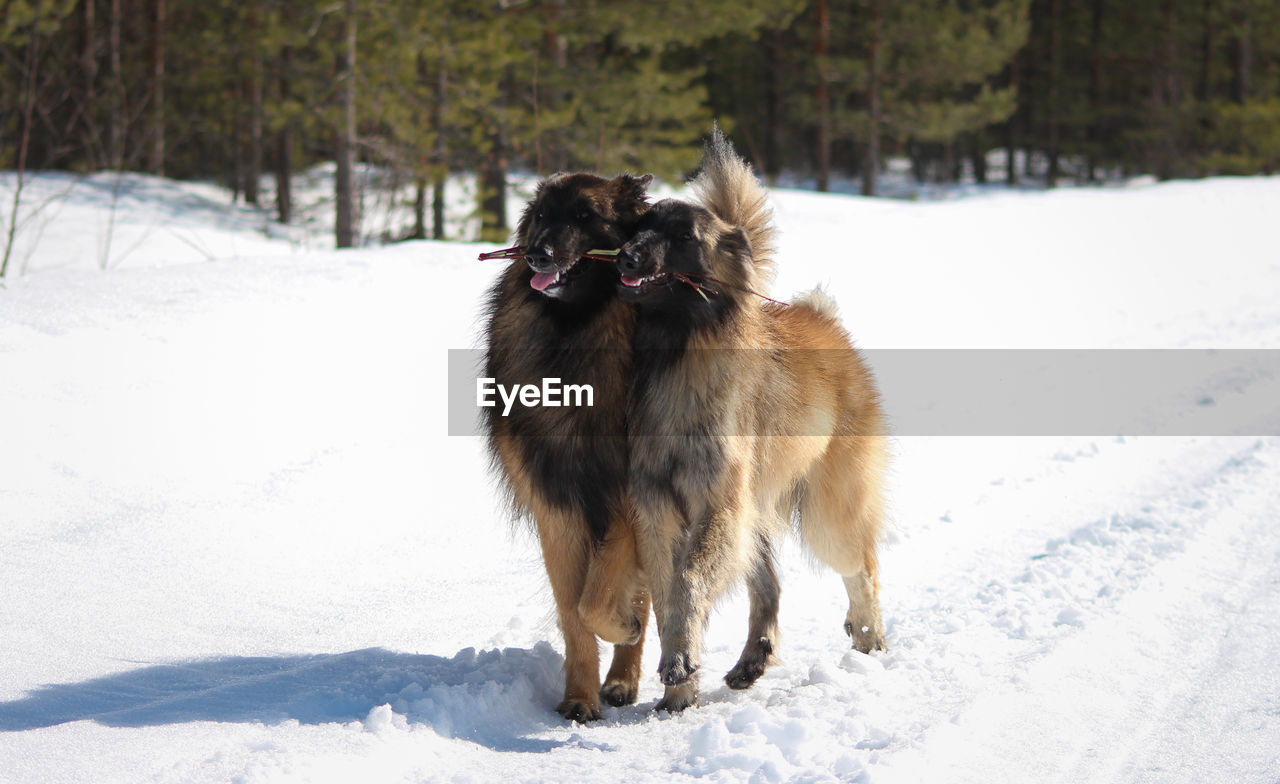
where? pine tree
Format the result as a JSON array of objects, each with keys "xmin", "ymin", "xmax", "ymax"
[
  {"xmin": 526, "ymin": 0, "xmax": 793, "ymax": 181},
  {"xmin": 874, "ymin": 0, "xmax": 1030, "ymax": 186}
]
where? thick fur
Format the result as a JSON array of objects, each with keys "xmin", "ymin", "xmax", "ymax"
[
  {"xmin": 618, "ymin": 131, "xmax": 889, "ymax": 712},
  {"xmin": 482, "ymin": 172, "xmax": 653, "ymax": 722}
]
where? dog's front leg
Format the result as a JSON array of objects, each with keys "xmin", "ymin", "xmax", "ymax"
[
  {"xmin": 533, "ymin": 508, "xmax": 603, "ymax": 722},
  {"xmin": 652, "ymin": 603, "xmax": 699, "ymax": 713},
  {"xmin": 628, "ymin": 498, "xmax": 698, "ymax": 712},
  {"xmin": 655, "ymin": 491, "xmax": 753, "ymax": 712}
]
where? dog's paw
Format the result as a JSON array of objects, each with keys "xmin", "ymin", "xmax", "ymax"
[
  {"xmin": 724, "ymin": 637, "xmax": 774, "ymax": 690},
  {"xmin": 658, "ymin": 650, "xmax": 699, "ymax": 686},
  {"xmin": 724, "ymin": 659, "xmax": 766, "ymax": 690},
  {"xmin": 556, "ymin": 698, "xmax": 603, "ymax": 723},
  {"xmin": 844, "ymin": 620, "xmax": 886, "ymax": 654},
  {"xmin": 653, "ymin": 683, "xmax": 699, "ymax": 713},
  {"xmin": 599, "ymin": 679, "xmax": 638, "ymax": 708}
]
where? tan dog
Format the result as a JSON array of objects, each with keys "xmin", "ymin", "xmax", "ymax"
[{"xmin": 616, "ymin": 131, "xmax": 889, "ymax": 712}]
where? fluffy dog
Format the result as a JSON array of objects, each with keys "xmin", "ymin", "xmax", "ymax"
[
  {"xmin": 616, "ymin": 131, "xmax": 889, "ymax": 712},
  {"xmin": 482, "ymin": 172, "xmax": 653, "ymax": 721}
]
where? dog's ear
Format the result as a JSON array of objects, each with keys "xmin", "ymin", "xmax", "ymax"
[
  {"xmin": 515, "ymin": 199, "xmax": 536, "ymax": 244},
  {"xmin": 717, "ymin": 226, "xmax": 751, "ymax": 261},
  {"xmin": 613, "ymin": 173, "xmax": 654, "ymax": 205},
  {"xmin": 515, "ymin": 179, "xmax": 554, "ymax": 243}
]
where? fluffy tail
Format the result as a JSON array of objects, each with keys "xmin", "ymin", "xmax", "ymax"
[
  {"xmin": 689, "ymin": 125, "xmax": 776, "ymax": 288},
  {"xmin": 791, "ymin": 285, "xmax": 840, "ymax": 319}
]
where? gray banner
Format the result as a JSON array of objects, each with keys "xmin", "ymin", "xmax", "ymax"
[{"xmin": 448, "ymin": 349, "xmax": 1280, "ymax": 436}]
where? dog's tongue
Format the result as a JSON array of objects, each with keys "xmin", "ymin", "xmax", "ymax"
[
  {"xmin": 621, "ymin": 275, "xmax": 642, "ymax": 287},
  {"xmin": 530, "ymin": 271, "xmax": 560, "ymax": 291}
]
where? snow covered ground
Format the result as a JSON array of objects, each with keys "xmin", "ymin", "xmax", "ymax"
[{"xmin": 2, "ymin": 170, "xmax": 1279, "ymax": 783}]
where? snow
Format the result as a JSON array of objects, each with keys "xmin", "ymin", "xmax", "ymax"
[{"xmin": 3, "ymin": 169, "xmax": 1280, "ymax": 783}]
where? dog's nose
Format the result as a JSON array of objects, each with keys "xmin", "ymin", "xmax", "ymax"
[
  {"xmin": 524, "ymin": 248, "xmax": 555, "ymax": 273},
  {"xmin": 616, "ymin": 249, "xmax": 640, "ymax": 275}
]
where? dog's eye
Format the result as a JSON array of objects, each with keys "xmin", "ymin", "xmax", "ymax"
[
  {"xmin": 680, "ymin": 232, "xmax": 694, "ymax": 243},
  {"xmin": 577, "ymin": 210, "xmax": 592, "ymax": 221},
  {"xmin": 534, "ymin": 211, "xmax": 543, "ymax": 222}
]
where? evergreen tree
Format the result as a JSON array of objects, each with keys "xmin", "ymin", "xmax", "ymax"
[
  {"xmin": 5, "ymin": 0, "xmax": 1280, "ymax": 255},
  {"xmin": 866, "ymin": 0, "xmax": 1029, "ymax": 188}
]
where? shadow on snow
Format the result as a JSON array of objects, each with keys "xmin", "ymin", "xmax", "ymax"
[{"xmin": 0, "ymin": 643, "xmax": 595, "ymax": 753}]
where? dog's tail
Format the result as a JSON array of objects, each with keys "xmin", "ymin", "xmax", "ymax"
[
  {"xmin": 689, "ymin": 124, "xmax": 776, "ymax": 288},
  {"xmin": 791, "ymin": 285, "xmax": 840, "ymax": 320}
]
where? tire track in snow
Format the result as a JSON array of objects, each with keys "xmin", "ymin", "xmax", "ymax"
[{"xmin": 877, "ymin": 437, "xmax": 1280, "ymax": 783}]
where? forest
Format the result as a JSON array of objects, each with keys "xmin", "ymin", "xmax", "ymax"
[{"xmin": 3, "ymin": 0, "xmax": 1279, "ymax": 252}]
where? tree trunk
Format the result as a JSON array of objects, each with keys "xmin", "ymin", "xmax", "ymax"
[
  {"xmin": 909, "ymin": 142, "xmax": 926, "ymax": 183},
  {"xmin": 430, "ymin": 50, "xmax": 448, "ymax": 240},
  {"xmin": 970, "ymin": 133, "xmax": 988, "ymax": 184},
  {"xmin": 1157, "ymin": 0, "xmax": 1182, "ymax": 180},
  {"xmin": 334, "ymin": 0, "xmax": 358, "ymax": 249},
  {"xmin": 1006, "ymin": 53, "xmax": 1020, "ymax": 184},
  {"xmin": 229, "ymin": 78, "xmax": 243, "ymax": 202},
  {"xmin": 412, "ymin": 178, "xmax": 427, "ymax": 240},
  {"xmin": 814, "ymin": 0, "xmax": 831, "ymax": 192},
  {"xmin": 81, "ymin": 0, "xmax": 99, "ymax": 170},
  {"xmin": 244, "ymin": 82, "xmax": 262, "ymax": 204},
  {"xmin": 275, "ymin": 126, "xmax": 293, "ymax": 223},
  {"xmin": 1164, "ymin": 0, "xmax": 1182, "ymax": 105},
  {"xmin": 244, "ymin": 2, "xmax": 263, "ymax": 205},
  {"xmin": 944, "ymin": 140, "xmax": 958, "ymax": 183},
  {"xmin": 149, "ymin": 0, "xmax": 165, "ymax": 175},
  {"xmin": 1046, "ymin": 0, "xmax": 1062, "ymax": 187},
  {"xmin": 1230, "ymin": 16, "xmax": 1251, "ymax": 103},
  {"xmin": 1197, "ymin": 0, "xmax": 1212, "ymax": 102},
  {"xmin": 432, "ymin": 174, "xmax": 446, "ymax": 240},
  {"xmin": 411, "ymin": 51, "xmax": 431, "ymax": 240},
  {"xmin": 480, "ymin": 136, "xmax": 508, "ymax": 243},
  {"xmin": 537, "ymin": 0, "xmax": 568, "ymax": 174},
  {"xmin": 1086, "ymin": 0, "xmax": 1104, "ymax": 182},
  {"xmin": 862, "ymin": 0, "xmax": 883, "ymax": 197},
  {"xmin": 481, "ymin": 59, "xmax": 510, "ymax": 241},
  {"xmin": 275, "ymin": 0, "xmax": 294, "ymax": 223},
  {"xmin": 108, "ymin": 0, "xmax": 124, "ymax": 170}
]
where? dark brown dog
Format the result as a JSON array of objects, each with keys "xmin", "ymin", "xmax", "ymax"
[{"xmin": 482, "ymin": 172, "xmax": 653, "ymax": 721}]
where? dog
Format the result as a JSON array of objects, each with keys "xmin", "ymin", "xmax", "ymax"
[
  {"xmin": 616, "ymin": 130, "xmax": 889, "ymax": 712},
  {"xmin": 481, "ymin": 171, "xmax": 653, "ymax": 721}
]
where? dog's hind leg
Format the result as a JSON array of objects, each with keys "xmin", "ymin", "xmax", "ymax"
[
  {"xmin": 600, "ymin": 589, "xmax": 649, "ymax": 707},
  {"xmin": 842, "ymin": 567, "xmax": 885, "ymax": 654},
  {"xmin": 800, "ymin": 436, "xmax": 888, "ymax": 654},
  {"xmin": 725, "ymin": 532, "xmax": 781, "ymax": 689}
]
